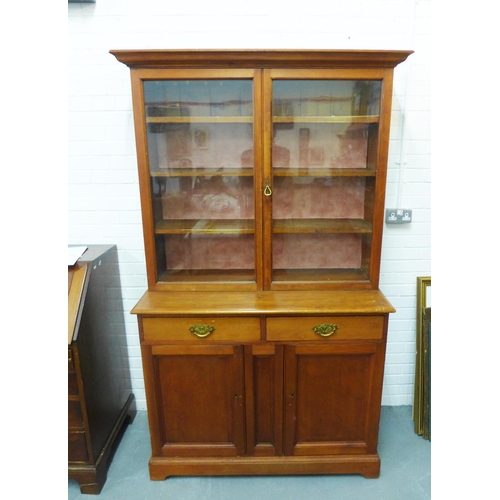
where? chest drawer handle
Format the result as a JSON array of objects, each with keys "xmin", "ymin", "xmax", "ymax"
[
  {"xmin": 189, "ymin": 325, "xmax": 215, "ymax": 338},
  {"xmin": 312, "ymin": 324, "xmax": 338, "ymax": 337}
]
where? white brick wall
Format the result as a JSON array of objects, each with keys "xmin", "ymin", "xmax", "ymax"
[{"xmin": 68, "ymin": 0, "xmax": 431, "ymax": 410}]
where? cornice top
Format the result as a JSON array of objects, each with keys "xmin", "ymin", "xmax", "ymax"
[{"xmin": 110, "ymin": 49, "xmax": 413, "ymax": 69}]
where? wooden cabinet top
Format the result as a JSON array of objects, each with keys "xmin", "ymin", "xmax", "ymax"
[
  {"xmin": 131, "ymin": 290, "xmax": 395, "ymax": 316},
  {"xmin": 110, "ymin": 49, "xmax": 413, "ymax": 69}
]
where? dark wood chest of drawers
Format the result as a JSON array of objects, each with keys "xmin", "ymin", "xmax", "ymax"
[{"xmin": 68, "ymin": 245, "xmax": 136, "ymax": 494}]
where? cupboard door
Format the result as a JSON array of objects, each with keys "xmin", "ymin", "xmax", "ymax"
[
  {"xmin": 152, "ymin": 344, "xmax": 246, "ymax": 457},
  {"xmin": 133, "ymin": 69, "xmax": 264, "ymax": 290},
  {"xmin": 283, "ymin": 343, "xmax": 385, "ymax": 456},
  {"xmin": 264, "ymin": 70, "xmax": 391, "ymax": 290},
  {"xmin": 244, "ymin": 344, "xmax": 283, "ymax": 456}
]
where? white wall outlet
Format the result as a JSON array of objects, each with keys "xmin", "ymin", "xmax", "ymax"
[{"xmin": 386, "ymin": 208, "xmax": 412, "ymax": 224}]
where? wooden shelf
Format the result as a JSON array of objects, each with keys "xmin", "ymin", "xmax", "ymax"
[
  {"xmin": 151, "ymin": 168, "xmax": 373, "ymax": 178},
  {"xmin": 272, "ymin": 168, "xmax": 376, "ymax": 177},
  {"xmin": 150, "ymin": 168, "xmax": 253, "ymax": 178},
  {"xmin": 155, "ymin": 219, "xmax": 370, "ymax": 235},
  {"xmin": 158, "ymin": 269, "xmax": 256, "ymax": 283},
  {"xmin": 147, "ymin": 115, "xmax": 378, "ymax": 125},
  {"xmin": 147, "ymin": 116, "xmax": 252, "ymax": 124},
  {"xmin": 273, "ymin": 218, "xmax": 372, "ymax": 234},
  {"xmin": 273, "ymin": 115, "xmax": 379, "ymax": 124},
  {"xmin": 272, "ymin": 267, "xmax": 370, "ymax": 282},
  {"xmin": 155, "ymin": 219, "xmax": 255, "ymax": 235}
]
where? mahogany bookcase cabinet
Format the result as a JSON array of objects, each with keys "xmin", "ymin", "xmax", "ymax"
[{"xmin": 111, "ymin": 49, "xmax": 412, "ymax": 480}]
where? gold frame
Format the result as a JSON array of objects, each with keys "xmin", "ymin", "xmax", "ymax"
[{"xmin": 413, "ymin": 276, "xmax": 431, "ymax": 436}]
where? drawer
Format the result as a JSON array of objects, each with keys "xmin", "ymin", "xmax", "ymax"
[
  {"xmin": 68, "ymin": 431, "xmax": 89, "ymax": 462},
  {"xmin": 142, "ymin": 316, "xmax": 261, "ymax": 342},
  {"xmin": 68, "ymin": 400, "xmax": 84, "ymax": 429},
  {"xmin": 266, "ymin": 316, "xmax": 384, "ymax": 341},
  {"xmin": 68, "ymin": 372, "xmax": 79, "ymax": 397}
]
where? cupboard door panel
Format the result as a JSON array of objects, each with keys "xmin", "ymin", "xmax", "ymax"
[
  {"xmin": 284, "ymin": 343, "xmax": 382, "ymax": 456},
  {"xmin": 244, "ymin": 344, "xmax": 283, "ymax": 456},
  {"xmin": 154, "ymin": 345, "xmax": 245, "ymax": 457}
]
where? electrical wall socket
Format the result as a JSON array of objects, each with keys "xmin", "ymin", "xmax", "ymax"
[{"xmin": 385, "ymin": 208, "xmax": 412, "ymax": 224}]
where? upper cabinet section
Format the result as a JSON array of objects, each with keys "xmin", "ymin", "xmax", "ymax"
[{"xmin": 111, "ymin": 50, "xmax": 412, "ymax": 292}]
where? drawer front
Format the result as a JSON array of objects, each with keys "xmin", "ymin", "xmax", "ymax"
[
  {"xmin": 266, "ymin": 316, "xmax": 384, "ymax": 341},
  {"xmin": 142, "ymin": 316, "xmax": 261, "ymax": 342},
  {"xmin": 68, "ymin": 400, "xmax": 84, "ymax": 429},
  {"xmin": 68, "ymin": 372, "xmax": 79, "ymax": 397},
  {"xmin": 68, "ymin": 431, "xmax": 89, "ymax": 462}
]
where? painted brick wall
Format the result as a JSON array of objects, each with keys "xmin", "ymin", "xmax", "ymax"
[{"xmin": 68, "ymin": 0, "xmax": 431, "ymax": 410}]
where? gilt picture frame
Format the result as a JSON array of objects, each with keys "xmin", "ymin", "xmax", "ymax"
[{"xmin": 414, "ymin": 276, "xmax": 431, "ymax": 436}]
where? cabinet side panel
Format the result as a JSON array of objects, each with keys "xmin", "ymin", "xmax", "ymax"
[
  {"xmin": 141, "ymin": 343, "xmax": 164, "ymax": 457},
  {"xmin": 364, "ymin": 317, "xmax": 389, "ymax": 453}
]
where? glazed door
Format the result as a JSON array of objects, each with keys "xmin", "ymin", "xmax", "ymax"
[
  {"xmin": 283, "ymin": 343, "xmax": 385, "ymax": 456},
  {"xmin": 263, "ymin": 69, "xmax": 392, "ymax": 290},
  {"xmin": 151, "ymin": 344, "xmax": 246, "ymax": 457},
  {"xmin": 131, "ymin": 69, "xmax": 264, "ymax": 290}
]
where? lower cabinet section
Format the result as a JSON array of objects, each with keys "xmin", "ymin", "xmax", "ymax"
[
  {"xmin": 141, "ymin": 324, "xmax": 388, "ymax": 479},
  {"xmin": 134, "ymin": 290, "xmax": 394, "ymax": 480}
]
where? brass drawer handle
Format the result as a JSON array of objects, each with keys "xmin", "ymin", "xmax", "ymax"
[
  {"xmin": 312, "ymin": 324, "xmax": 338, "ymax": 337},
  {"xmin": 189, "ymin": 325, "xmax": 215, "ymax": 338}
]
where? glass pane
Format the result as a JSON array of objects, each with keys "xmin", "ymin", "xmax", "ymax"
[
  {"xmin": 144, "ymin": 80, "xmax": 255, "ymax": 283},
  {"xmin": 271, "ymin": 80, "xmax": 380, "ymax": 283}
]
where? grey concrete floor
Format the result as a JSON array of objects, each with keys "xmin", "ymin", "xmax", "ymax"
[{"xmin": 69, "ymin": 406, "xmax": 430, "ymax": 499}]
